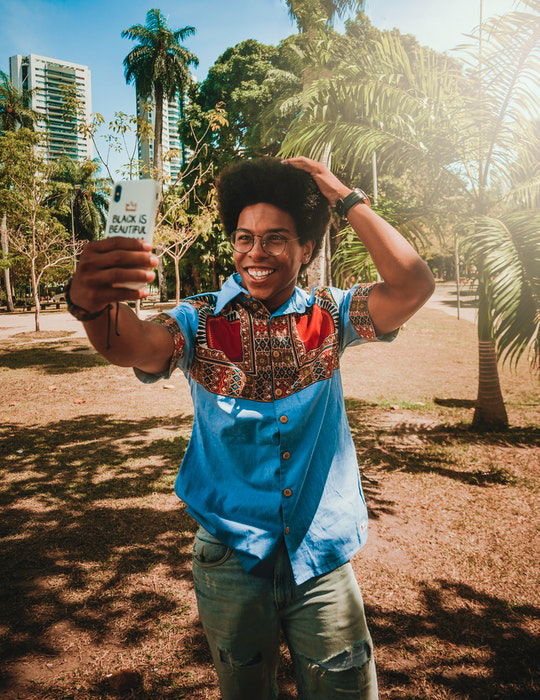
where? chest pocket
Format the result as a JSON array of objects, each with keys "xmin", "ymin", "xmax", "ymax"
[
  {"xmin": 206, "ymin": 316, "xmax": 243, "ymax": 362},
  {"xmin": 295, "ymin": 305, "xmax": 336, "ymax": 353}
]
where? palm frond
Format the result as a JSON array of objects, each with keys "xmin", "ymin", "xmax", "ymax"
[
  {"xmin": 466, "ymin": 211, "xmax": 540, "ymax": 370},
  {"xmin": 332, "ymin": 227, "xmax": 378, "ymax": 286}
]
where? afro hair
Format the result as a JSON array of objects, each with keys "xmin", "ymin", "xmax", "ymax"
[{"xmin": 216, "ymin": 157, "xmax": 331, "ymax": 266}]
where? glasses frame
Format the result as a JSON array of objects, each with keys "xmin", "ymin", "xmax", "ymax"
[{"xmin": 230, "ymin": 230, "xmax": 301, "ymax": 257}]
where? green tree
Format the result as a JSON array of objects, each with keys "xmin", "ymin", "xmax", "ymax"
[
  {"xmin": 196, "ymin": 39, "xmax": 282, "ymax": 162},
  {"xmin": 122, "ymin": 8, "xmax": 198, "ymax": 200},
  {"xmin": 284, "ymin": 0, "xmax": 363, "ymax": 32},
  {"xmin": 0, "ymin": 71, "xmax": 38, "ymax": 133},
  {"xmin": 50, "ymin": 157, "xmax": 108, "ymax": 238},
  {"xmin": 156, "ymin": 189, "xmax": 215, "ymax": 304},
  {"xmin": 0, "ymin": 129, "xmax": 73, "ymax": 330},
  {"xmin": 49, "ymin": 157, "xmax": 108, "ymax": 273},
  {"xmin": 0, "ymin": 71, "xmax": 39, "ymax": 311},
  {"xmin": 280, "ymin": 3, "xmax": 540, "ymax": 429}
]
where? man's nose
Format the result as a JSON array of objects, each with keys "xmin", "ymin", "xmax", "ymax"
[{"xmin": 249, "ymin": 236, "xmax": 268, "ymax": 257}]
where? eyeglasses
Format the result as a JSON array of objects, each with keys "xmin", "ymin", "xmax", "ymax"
[{"xmin": 230, "ymin": 231, "xmax": 300, "ymax": 256}]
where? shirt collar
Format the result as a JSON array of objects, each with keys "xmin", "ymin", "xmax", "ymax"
[{"xmin": 214, "ymin": 273, "xmax": 310, "ymax": 316}]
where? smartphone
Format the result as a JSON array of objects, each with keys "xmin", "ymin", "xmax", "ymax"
[{"xmin": 104, "ymin": 179, "xmax": 159, "ymax": 289}]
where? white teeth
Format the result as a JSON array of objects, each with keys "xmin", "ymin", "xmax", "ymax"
[{"xmin": 247, "ymin": 268, "xmax": 274, "ymax": 279}]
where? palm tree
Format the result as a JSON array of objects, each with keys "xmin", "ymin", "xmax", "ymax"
[
  {"xmin": 122, "ymin": 9, "xmax": 198, "ymax": 202},
  {"xmin": 280, "ymin": 1, "xmax": 365, "ymax": 287},
  {"xmin": 0, "ymin": 72, "xmax": 39, "ymax": 311},
  {"xmin": 279, "ymin": 2, "xmax": 540, "ymax": 429},
  {"xmin": 284, "ymin": 0, "xmax": 363, "ymax": 31},
  {"xmin": 49, "ymin": 158, "xmax": 108, "ymax": 271},
  {"xmin": 0, "ymin": 71, "xmax": 38, "ymax": 133}
]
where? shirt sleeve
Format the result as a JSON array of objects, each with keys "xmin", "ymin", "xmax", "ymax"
[
  {"xmin": 338, "ymin": 282, "xmax": 399, "ymax": 352},
  {"xmin": 133, "ymin": 302, "xmax": 198, "ymax": 384}
]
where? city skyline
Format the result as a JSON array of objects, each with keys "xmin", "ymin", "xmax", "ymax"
[{"xmin": 9, "ymin": 53, "xmax": 92, "ymax": 163}]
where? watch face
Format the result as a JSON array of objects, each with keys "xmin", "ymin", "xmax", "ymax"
[{"xmin": 351, "ymin": 188, "xmax": 369, "ymax": 203}]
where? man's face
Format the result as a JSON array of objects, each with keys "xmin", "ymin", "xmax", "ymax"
[{"xmin": 232, "ymin": 203, "xmax": 314, "ymax": 312}]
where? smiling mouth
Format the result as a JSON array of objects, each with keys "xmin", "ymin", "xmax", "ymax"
[{"xmin": 245, "ymin": 267, "xmax": 275, "ymax": 280}]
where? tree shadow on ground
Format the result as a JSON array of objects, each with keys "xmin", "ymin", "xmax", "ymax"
[
  {"xmin": 0, "ymin": 340, "xmax": 109, "ymax": 374},
  {"xmin": 369, "ymin": 579, "xmax": 540, "ymax": 699},
  {"xmin": 345, "ymin": 398, "xmax": 539, "ymax": 489},
  {"xmin": 0, "ymin": 414, "xmax": 197, "ymax": 691}
]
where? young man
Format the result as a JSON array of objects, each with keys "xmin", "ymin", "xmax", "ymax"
[{"xmin": 68, "ymin": 156, "xmax": 434, "ymax": 699}]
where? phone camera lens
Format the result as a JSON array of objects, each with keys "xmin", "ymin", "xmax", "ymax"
[{"xmin": 114, "ymin": 185, "xmax": 122, "ymax": 202}]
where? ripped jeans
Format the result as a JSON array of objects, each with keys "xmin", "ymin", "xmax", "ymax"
[{"xmin": 192, "ymin": 526, "xmax": 378, "ymax": 700}]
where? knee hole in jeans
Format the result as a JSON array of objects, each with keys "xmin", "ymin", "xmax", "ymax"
[{"xmin": 303, "ymin": 641, "xmax": 373, "ymax": 693}]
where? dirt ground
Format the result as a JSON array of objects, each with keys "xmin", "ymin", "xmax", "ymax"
[{"xmin": 0, "ymin": 304, "xmax": 538, "ymax": 699}]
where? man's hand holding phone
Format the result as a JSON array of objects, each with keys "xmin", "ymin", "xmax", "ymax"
[
  {"xmin": 70, "ymin": 178, "xmax": 160, "ymax": 312},
  {"xmin": 69, "ymin": 236, "xmax": 158, "ymax": 313}
]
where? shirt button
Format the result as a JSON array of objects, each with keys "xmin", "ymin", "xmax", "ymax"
[
  {"xmin": 279, "ymin": 415, "xmax": 288, "ymax": 424},
  {"xmin": 285, "ymin": 526, "xmax": 290, "ymax": 535},
  {"xmin": 275, "ymin": 388, "xmax": 283, "ymax": 397},
  {"xmin": 273, "ymin": 350, "xmax": 279, "ymax": 358},
  {"xmin": 282, "ymin": 451, "xmax": 291, "ymax": 460},
  {"xmin": 283, "ymin": 488, "xmax": 292, "ymax": 497}
]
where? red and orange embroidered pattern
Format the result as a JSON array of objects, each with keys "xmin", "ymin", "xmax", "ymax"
[
  {"xmin": 349, "ymin": 283, "xmax": 377, "ymax": 340},
  {"xmin": 190, "ymin": 287, "xmax": 348, "ymax": 402},
  {"xmin": 154, "ymin": 284, "xmax": 377, "ymax": 401},
  {"xmin": 148, "ymin": 312, "xmax": 186, "ymax": 378}
]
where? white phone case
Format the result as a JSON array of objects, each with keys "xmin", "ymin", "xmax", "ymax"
[{"xmin": 104, "ymin": 179, "xmax": 159, "ymax": 290}]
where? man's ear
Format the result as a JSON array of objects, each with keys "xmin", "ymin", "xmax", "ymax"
[{"xmin": 302, "ymin": 240, "xmax": 315, "ymax": 264}]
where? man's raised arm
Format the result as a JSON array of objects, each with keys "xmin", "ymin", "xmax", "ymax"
[
  {"xmin": 68, "ymin": 237, "xmax": 173, "ymax": 374},
  {"xmin": 284, "ymin": 156, "xmax": 435, "ymax": 335}
]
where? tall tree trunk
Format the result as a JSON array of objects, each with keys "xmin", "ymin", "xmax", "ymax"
[
  {"xmin": 30, "ymin": 259, "xmax": 40, "ymax": 332},
  {"xmin": 156, "ymin": 246, "xmax": 167, "ymax": 302},
  {"xmin": 454, "ymin": 232, "xmax": 461, "ymax": 320},
  {"xmin": 306, "ymin": 229, "xmax": 331, "ymax": 289},
  {"xmin": 192, "ymin": 264, "xmax": 201, "ymax": 293},
  {"xmin": 153, "ymin": 82, "xmax": 164, "ymax": 212},
  {"xmin": 1, "ymin": 213, "xmax": 14, "ymax": 312},
  {"xmin": 472, "ymin": 279, "xmax": 508, "ymax": 430},
  {"xmin": 174, "ymin": 255, "xmax": 180, "ymax": 305}
]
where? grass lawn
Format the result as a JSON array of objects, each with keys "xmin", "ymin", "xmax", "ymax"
[{"xmin": 0, "ymin": 306, "xmax": 538, "ymax": 699}]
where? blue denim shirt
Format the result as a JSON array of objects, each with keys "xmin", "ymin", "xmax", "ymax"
[{"xmin": 135, "ymin": 274, "xmax": 397, "ymax": 584}]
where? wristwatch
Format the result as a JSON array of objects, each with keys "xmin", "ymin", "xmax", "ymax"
[
  {"xmin": 335, "ymin": 188, "xmax": 371, "ymax": 217},
  {"xmin": 64, "ymin": 277, "xmax": 110, "ymax": 322}
]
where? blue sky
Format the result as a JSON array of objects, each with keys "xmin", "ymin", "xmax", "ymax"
[{"xmin": 0, "ymin": 0, "xmax": 519, "ymax": 176}]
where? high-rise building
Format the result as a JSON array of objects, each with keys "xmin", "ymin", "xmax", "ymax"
[
  {"xmin": 9, "ymin": 54, "xmax": 92, "ymax": 162},
  {"xmin": 136, "ymin": 91, "xmax": 184, "ymax": 184}
]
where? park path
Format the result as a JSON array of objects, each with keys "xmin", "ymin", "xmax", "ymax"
[
  {"xmin": 0, "ymin": 283, "xmax": 477, "ymax": 341},
  {"xmin": 425, "ymin": 281, "xmax": 477, "ymax": 323}
]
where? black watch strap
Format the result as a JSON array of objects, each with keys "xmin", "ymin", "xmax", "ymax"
[
  {"xmin": 335, "ymin": 188, "xmax": 370, "ymax": 217},
  {"xmin": 65, "ymin": 278, "xmax": 110, "ymax": 322}
]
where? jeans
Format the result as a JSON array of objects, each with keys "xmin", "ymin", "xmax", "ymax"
[{"xmin": 192, "ymin": 526, "xmax": 378, "ymax": 700}]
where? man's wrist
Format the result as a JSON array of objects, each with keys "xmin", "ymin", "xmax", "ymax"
[
  {"xmin": 65, "ymin": 277, "xmax": 110, "ymax": 322},
  {"xmin": 335, "ymin": 188, "xmax": 371, "ymax": 217},
  {"xmin": 330, "ymin": 186, "xmax": 353, "ymax": 207}
]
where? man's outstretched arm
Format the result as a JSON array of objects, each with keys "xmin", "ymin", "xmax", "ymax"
[
  {"xmin": 284, "ymin": 156, "xmax": 435, "ymax": 335},
  {"xmin": 69, "ymin": 237, "xmax": 174, "ymax": 374}
]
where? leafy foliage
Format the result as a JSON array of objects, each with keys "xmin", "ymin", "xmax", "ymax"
[
  {"xmin": 466, "ymin": 212, "xmax": 540, "ymax": 370},
  {"xmin": 49, "ymin": 157, "xmax": 108, "ymax": 241},
  {"xmin": 122, "ymin": 9, "xmax": 198, "ymax": 103},
  {"xmin": 0, "ymin": 71, "xmax": 38, "ymax": 133}
]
